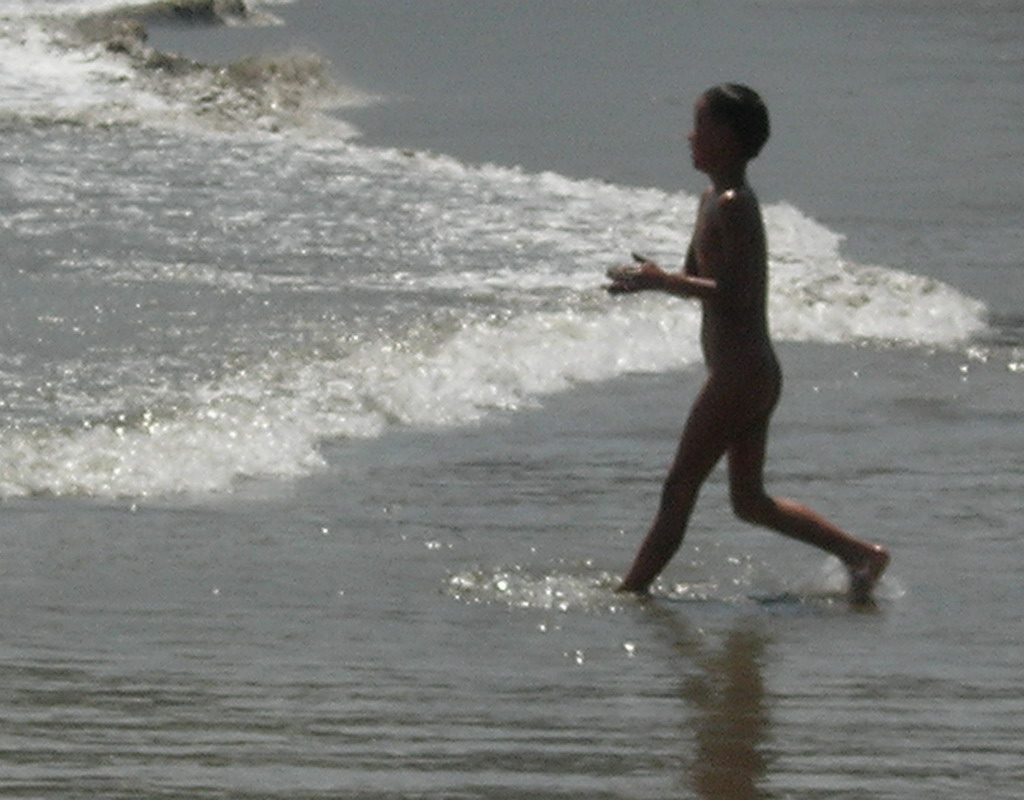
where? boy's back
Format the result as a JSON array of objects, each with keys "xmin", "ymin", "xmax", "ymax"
[{"xmin": 691, "ymin": 185, "xmax": 775, "ymax": 378}]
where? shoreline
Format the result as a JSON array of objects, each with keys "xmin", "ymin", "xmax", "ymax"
[{"xmin": 147, "ymin": 1, "xmax": 1018, "ymax": 319}]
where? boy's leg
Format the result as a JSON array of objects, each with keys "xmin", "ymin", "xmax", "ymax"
[
  {"xmin": 726, "ymin": 423, "xmax": 889, "ymax": 602},
  {"xmin": 618, "ymin": 383, "xmax": 732, "ymax": 593}
]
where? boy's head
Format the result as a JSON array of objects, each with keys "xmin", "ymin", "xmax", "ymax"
[{"xmin": 701, "ymin": 84, "xmax": 770, "ymax": 161}]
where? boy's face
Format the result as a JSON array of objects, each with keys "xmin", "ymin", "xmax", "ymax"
[{"xmin": 688, "ymin": 97, "xmax": 741, "ymax": 174}]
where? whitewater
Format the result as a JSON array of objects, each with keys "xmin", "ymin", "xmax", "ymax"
[{"xmin": 0, "ymin": 0, "xmax": 987, "ymax": 498}]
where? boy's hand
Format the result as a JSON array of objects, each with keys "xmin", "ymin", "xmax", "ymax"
[{"xmin": 605, "ymin": 260, "xmax": 664, "ymax": 294}]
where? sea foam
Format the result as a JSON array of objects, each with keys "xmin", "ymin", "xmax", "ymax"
[
  {"xmin": 0, "ymin": 4, "xmax": 990, "ymax": 499},
  {"xmin": 0, "ymin": 0, "xmax": 365, "ymax": 135},
  {"xmin": 0, "ymin": 140, "xmax": 989, "ymax": 498}
]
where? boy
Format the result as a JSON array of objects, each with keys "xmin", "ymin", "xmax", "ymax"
[{"xmin": 607, "ymin": 84, "xmax": 889, "ymax": 603}]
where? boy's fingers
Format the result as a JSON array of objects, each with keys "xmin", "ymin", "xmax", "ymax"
[{"xmin": 606, "ymin": 265, "xmax": 641, "ymax": 281}]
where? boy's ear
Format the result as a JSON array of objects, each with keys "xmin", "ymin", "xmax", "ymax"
[{"xmin": 726, "ymin": 127, "xmax": 752, "ymax": 162}]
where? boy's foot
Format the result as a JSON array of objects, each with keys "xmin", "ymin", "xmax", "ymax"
[
  {"xmin": 848, "ymin": 546, "xmax": 890, "ymax": 605},
  {"xmin": 615, "ymin": 580, "xmax": 652, "ymax": 597}
]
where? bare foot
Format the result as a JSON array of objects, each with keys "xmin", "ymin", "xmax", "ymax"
[
  {"xmin": 615, "ymin": 580, "xmax": 652, "ymax": 596},
  {"xmin": 848, "ymin": 545, "xmax": 890, "ymax": 605}
]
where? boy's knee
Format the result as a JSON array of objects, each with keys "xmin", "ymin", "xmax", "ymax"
[{"xmin": 731, "ymin": 491, "xmax": 774, "ymax": 525}]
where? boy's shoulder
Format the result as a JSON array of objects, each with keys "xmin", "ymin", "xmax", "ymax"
[
  {"xmin": 715, "ymin": 186, "xmax": 760, "ymax": 224},
  {"xmin": 717, "ymin": 184, "xmax": 757, "ymax": 206}
]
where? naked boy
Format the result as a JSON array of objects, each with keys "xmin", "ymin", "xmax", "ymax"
[{"xmin": 607, "ymin": 84, "xmax": 889, "ymax": 603}]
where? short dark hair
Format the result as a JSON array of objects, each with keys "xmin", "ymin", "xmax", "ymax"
[{"xmin": 703, "ymin": 84, "xmax": 770, "ymax": 160}]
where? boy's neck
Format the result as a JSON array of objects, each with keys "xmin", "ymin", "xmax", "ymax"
[{"xmin": 706, "ymin": 161, "xmax": 749, "ymax": 193}]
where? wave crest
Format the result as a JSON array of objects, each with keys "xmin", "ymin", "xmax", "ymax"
[{"xmin": 0, "ymin": 1, "xmax": 368, "ymax": 135}]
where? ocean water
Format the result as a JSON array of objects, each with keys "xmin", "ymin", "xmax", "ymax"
[{"xmin": 0, "ymin": 1, "xmax": 1021, "ymax": 798}]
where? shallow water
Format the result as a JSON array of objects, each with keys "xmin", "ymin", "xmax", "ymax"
[{"xmin": 0, "ymin": 1, "xmax": 1022, "ymax": 797}]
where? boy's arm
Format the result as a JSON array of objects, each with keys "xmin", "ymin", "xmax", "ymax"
[
  {"xmin": 684, "ymin": 190, "xmax": 709, "ymax": 277},
  {"xmin": 606, "ymin": 255, "xmax": 716, "ymax": 299},
  {"xmin": 682, "ymin": 238, "xmax": 698, "ymax": 277},
  {"xmin": 608, "ymin": 190, "xmax": 716, "ymax": 298},
  {"xmin": 713, "ymin": 189, "xmax": 762, "ymax": 311}
]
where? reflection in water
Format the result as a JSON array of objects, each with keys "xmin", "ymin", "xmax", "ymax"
[
  {"xmin": 686, "ymin": 627, "xmax": 769, "ymax": 800},
  {"xmin": 649, "ymin": 606, "xmax": 771, "ymax": 800}
]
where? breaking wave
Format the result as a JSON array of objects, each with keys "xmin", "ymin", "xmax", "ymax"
[{"xmin": 0, "ymin": 0, "xmax": 368, "ymax": 135}]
